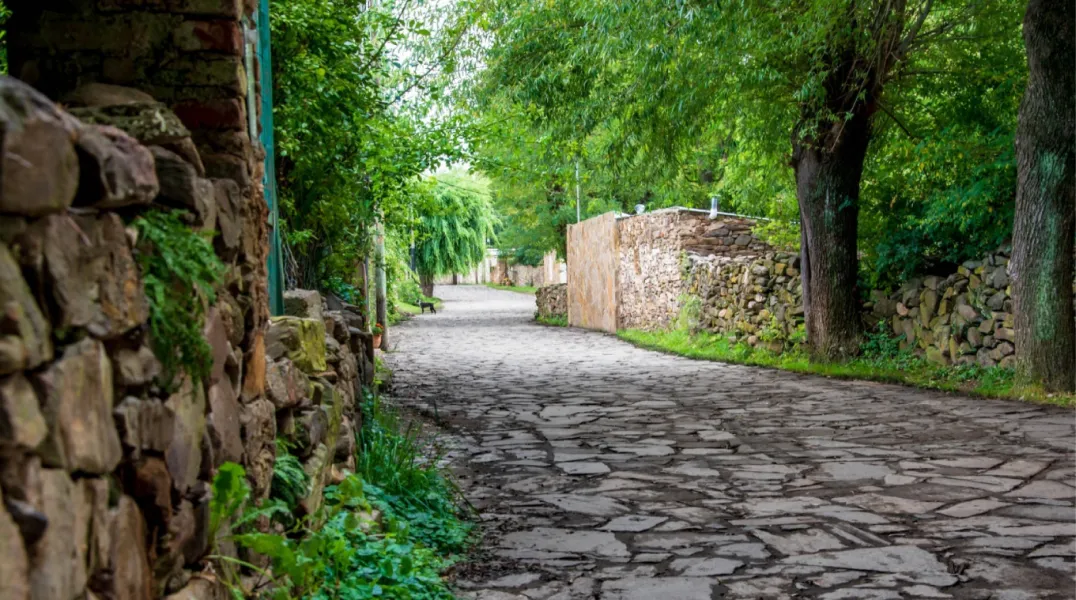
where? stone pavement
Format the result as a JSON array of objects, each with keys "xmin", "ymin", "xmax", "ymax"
[{"xmin": 384, "ymin": 286, "xmax": 1076, "ymax": 600}]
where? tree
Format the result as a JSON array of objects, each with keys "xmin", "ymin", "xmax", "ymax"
[
  {"xmin": 414, "ymin": 172, "xmax": 498, "ymax": 296},
  {"xmin": 1010, "ymin": 0, "xmax": 1075, "ymax": 393},
  {"xmin": 463, "ymin": 0, "xmax": 1019, "ymax": 359}
]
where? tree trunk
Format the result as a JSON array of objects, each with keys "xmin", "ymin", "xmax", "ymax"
[
  {"xmin": 420, "ymin": 272, "xmax": 434, "ymax": 298},
  {"xmin": 793, "ymin": 109, "xmax": 872, "ymax": 360},
  {"xmin": 1011, "ymin": 0, "xmax": 1075, "ymax": 393}
]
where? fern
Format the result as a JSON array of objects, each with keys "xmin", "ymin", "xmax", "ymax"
[
  {"xmin": 271, "ymin": 439, "xmax": 309, "ymax": 513},
  {"xmin": 133, "ymin": 209, "xmax": 224, "ymax": 390}
]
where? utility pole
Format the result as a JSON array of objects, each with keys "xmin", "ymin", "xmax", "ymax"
[
  {"xmin": 375, "ymin": 216, "xmax": 388, "ymax": 350},
  {"xmin": 575, "ymin": 158, "xmax": 581, "ymax": 223}
]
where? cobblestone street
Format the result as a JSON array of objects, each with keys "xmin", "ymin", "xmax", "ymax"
[{"xmin": 385, "ymin": 286, "xmax": 1076, "ymax": 600}]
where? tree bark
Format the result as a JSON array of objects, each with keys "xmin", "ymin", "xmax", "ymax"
[
  {"xmin": 420, "ymin": 272, "xmax": 434, "ymax": 298},
  {"xmin": 1011, "ymin": 0, "xmax": 1075, "ymax": 392},
  {"xmin": 792, "ymin": 50, "xmax": 875, "ymax": 360},
  {"xmin": 794, "ymin": 118, "xmax": 870, "ymax": 359}
]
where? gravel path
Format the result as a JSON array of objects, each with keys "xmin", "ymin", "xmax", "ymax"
[{"xmin": 385, "ymin": 285, "xmax": 1075, "ymax": 600}]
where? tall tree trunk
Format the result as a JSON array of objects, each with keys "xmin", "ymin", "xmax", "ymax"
[
  {"xmin": 420, "ymin": 272, "xmax": 434, "ymax": 298},
  {"xmin": 1011, "ymin": 0, "xmax": 1075, "ymax": 392},
  {"xmin": 793, "ymin": 110, "xmax": 873, "ymax": 360}
]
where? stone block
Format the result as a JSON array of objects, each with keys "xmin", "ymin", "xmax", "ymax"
[
  {"xmin": 37, "ymin": 338, "xmax": 122, "ymax": 474},
  {"xmin": 152, "ymin": 56, "xmax": 245, "ymax": 93},
  {"xmin": 0, "ymin": 374, "xmax": 47, "ymax": 452},
  {"xmin": 239, "ymin": 398, "xmax": 275, "ymax": 501},
  {"xmin": 240, "ymin": 330, "xmax": 266, "ymax": 402},
  {"xmin": 173, "ymin": 20, "xmax": 243, "ymax": 53},
  {"xmin": 69, "ymin": 102, "xmax": 190, "ymax": 147},
  {"xmin": 284, "ymin": 289, "xmax": 324, "ymax": 322},
  {"xmin": 0, "ymin": 77, "xmax": 80, "ymax": 217},
  {"xmin": 204, "ymin": 307, "xmax": 231, "ymax": 384},
  {"xmin": 151, "ymin": 146, "xmax": 215, "ymax": 219},
  {"xmin": 33, "ymin": 214, "xmax": 149, "ymax": 339},
  {"xmin": 202, "ymin": 152, "xmax": 251, "ymax": 189},
  {"xmin": 173, "ymin": 98, "xmax": 245, "ymax": 131},
  {"xmin": 266, "ymin": 316, "xmax": 327, "ymax": 374},
  {"xmin": 30, "ymin": 468, "xmax": 89, "ymax": 600},
  {"xmin": 207, "ymin": 377, "xmax": 243, "ymax": 466},
  {"xmin": 73, "ymin": 124, "xmax": 159, "ymax": 210},
  {"xmin": 266, "ymin": 358, "xmax": 307, "ymax": 410},
  {"xmin": 164, "ymin": 377, "xmax": 206, "ymax": 494},
  {"xmin": 212, "ymin": 179, "xmax": 242, "ymax": 261},
  {"xmin": 114, "ymin": 396, "xmax": 175, "ymax": 457},
  {"xmin": 0, "ymin": 488, "xmax": 30, "ymax": 600},
  {"xmin": 112, "ymin": 344, "xmax": 162, "ymax": 388},
  {"xmin": 126, "ymin": 456, "xmax": 172, "ymax": 534},
  {"xmin": 108, "ymin": 496, "xmax": 153, "ymax": 600}
]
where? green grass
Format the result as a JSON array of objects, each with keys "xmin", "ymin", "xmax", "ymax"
[
  {"xmin": 393, "ymin": 296, "xmax": 443, "ymax": 323},
  {"xmin": 619, "ymin": 328, "xmax": 1076, "ymax": 408},
  {"xmin": 487, "ymin": 283, "xmax": 538, "ymax": 294},
  {"xmin": 357, "ymin": 390, "xmax": 474, "ymax": 554},
  {"xmin": 536, "ymin": 314, "xmax": 568, "ymax": 327}
]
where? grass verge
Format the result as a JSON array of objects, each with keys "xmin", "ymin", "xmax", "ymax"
[
  {"xmin": 619, "ymin": 328, "xmax": 1075, "ymax": 408},
  {"xmin": 536, "ymin": 314, "xmax": 568, "ymax": 327},
  {"xmin": 393, "ymin": 296, "xmax": 443, "ymax": 323},
  {"xmin": 487, "ymin": 283, "xmax": 537, "ymax": 294}
]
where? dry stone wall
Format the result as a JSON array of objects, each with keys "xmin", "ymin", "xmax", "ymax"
[
  {"xmin": 686, "ymin": 252, "xmax": 804, "ymax": 349},
  {"xmin": 535, "ymin": 284, "xmax": 567, "ymax": 319},
  {"xmin": 0, "ymin": 77, "xmax": 373, "ymax": 599},
  {"xmin": 685, "ymin": 244, "xmax": 1073, "ymax": 367},
  {"xmin": 614, "ymin": 209, "xmax": 772, "ymax": 331}
]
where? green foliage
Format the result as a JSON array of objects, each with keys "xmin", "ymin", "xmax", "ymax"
[
  {"xmin": 271, "ymin": 0, "xmax": 467, "ymax": 290},
  {"xmin": 675, "ymin": 294, "xmax": 702, "ymax": 334},
  {"xmin": 414, "ymin": 171, "xmax": 498, "ymax": 281},
  {"xmin": 0, "ymin": 2, "xmax": 10, "ymax": 74},
  {"xmin": 357, "ymin": 390, "xmax": 473, "ymax": 554},
  {"xmin": 270, "ymin": 440, "xmax": 309, "ymax": 515},
  {"xmin": 212, "ymin": 465, "xmax": 458, "ymax": 600},
  {"xmin": 133, "ymin": 210, "xmax": 224, "ymax": 389},
  {"xmin": 459, "ymin": 0, "xmax": 1026, "ymax": 285}
]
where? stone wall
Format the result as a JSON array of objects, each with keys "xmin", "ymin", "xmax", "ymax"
[
  {"xmin": 0, "ymin": 74, "xmax": 369, "ymax": 600},
  {"xmin": 8, "ymin": 0, "xmax": 263, "ymax": 203},
  {"xmin": 686, "ymin": 252, "xmax": 804, "ymax": 349},
  {"xmin": 535, "ymin": 284, "xmax": 567, "ymax": 319},
  {"xmin": 685, "ymin": 245, "xmax": 1073, "ymax": 367},
  {"xmin": 864, "ymin": 248, "xmax": 1028, "ymax": 367},
  {"xmin": 614, "ymin": 209, "xmax": 772, "ymax": 331}
]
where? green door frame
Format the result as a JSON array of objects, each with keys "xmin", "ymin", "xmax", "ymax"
[{"xmin": 258, "ymin": 0, "xmax": 285, "ymax": 316}]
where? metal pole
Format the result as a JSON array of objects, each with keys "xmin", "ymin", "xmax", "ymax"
[{"xmin": 375, "ymin": 217, "xmax": 388, "ymax": 350}]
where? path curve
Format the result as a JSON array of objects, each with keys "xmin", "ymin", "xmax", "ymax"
[{"xmin": 385, "ymin": 285, "xmax": 1075, "ymax": 600}]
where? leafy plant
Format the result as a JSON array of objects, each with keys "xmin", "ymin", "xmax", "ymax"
[
  {"xmin": 270, "ymin": 440, "xmax": 309, "ymax": 516},
  {"xmin": 676, "ymin": 294, "xmax": 702, "ymax": 334},
  {"xmin": 357, "ymin": 391, "xmax": 473, "ymax": 554},
  {"xmin": 133, "ymin": 209, "xmax": 224, "ymax": 389},
  {"xmin": 212, "ymin": 465, "xmax": 458, "ymax": 600}
]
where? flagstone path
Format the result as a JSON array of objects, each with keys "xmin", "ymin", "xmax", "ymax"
[{"xmin": 385, "ymin": 285, "xmax": 1076, "ymax": 600}]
